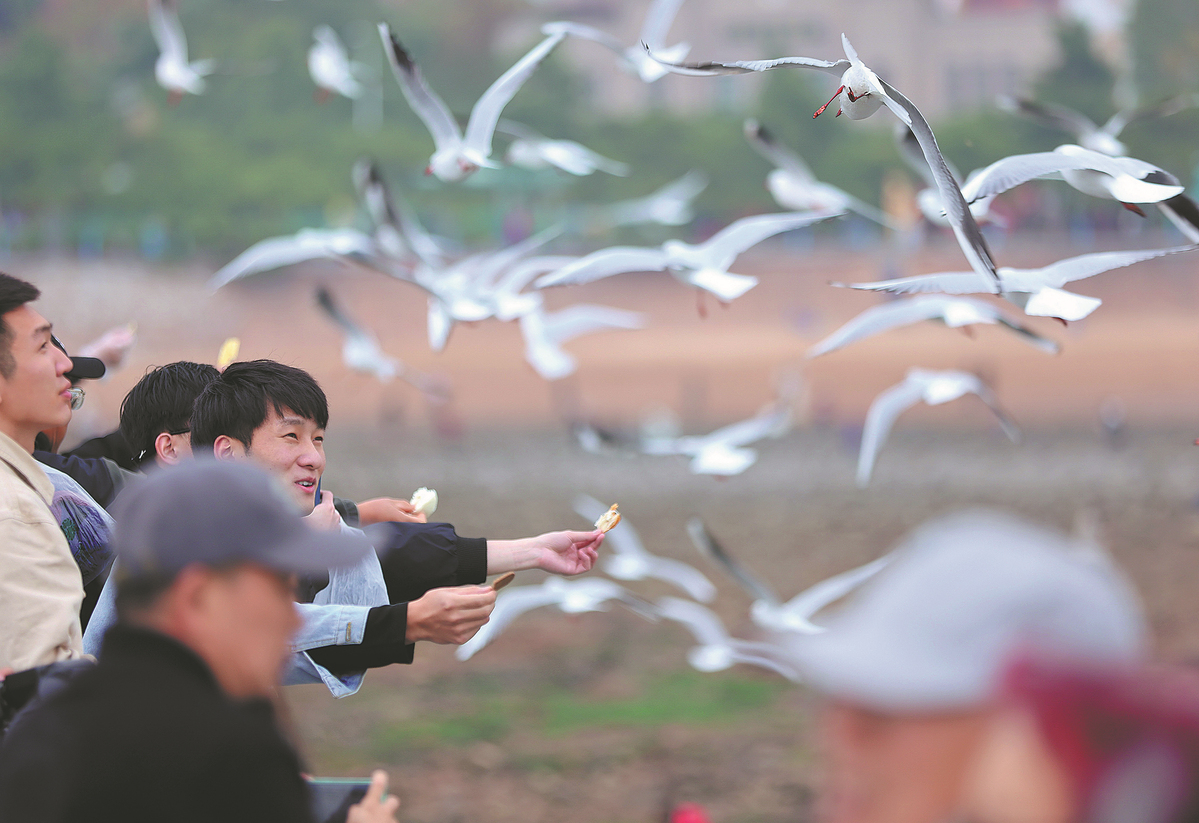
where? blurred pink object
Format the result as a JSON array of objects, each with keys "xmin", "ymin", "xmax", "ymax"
[
  {"xmin": 670, "ymin": 802, "xmax": 712, "ymax": 823},
  {"xmin": 78, "ymin": 323, "xmax": 137, "ymax": 371}
]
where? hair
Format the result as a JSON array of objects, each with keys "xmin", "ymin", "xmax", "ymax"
[
  {"xmin": 0, "ymin": 273, "xmax": 40, "ymax": 379},
  {"xmin": 190, "ymin": 359, "xmax": 329, "ymax": 452},
  {"xmin": 119, "ymin": 361, "xmax": 221, "ymax": 467}
]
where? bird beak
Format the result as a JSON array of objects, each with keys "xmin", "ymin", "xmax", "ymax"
[{"xmin": 423, "ymin": 166, "xmax": 433, "ymax": 176}]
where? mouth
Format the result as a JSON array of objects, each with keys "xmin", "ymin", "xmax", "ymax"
[{"xmin": 295, "ymin": 478, "xmax": 317, "ymax": 494}]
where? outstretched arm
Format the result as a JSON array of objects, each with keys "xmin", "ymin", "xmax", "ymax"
[{"xmin": 486, "ymin": 530, "xmax": 604, "ymax": 576}]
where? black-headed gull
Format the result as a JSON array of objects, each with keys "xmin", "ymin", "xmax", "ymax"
[
  {"xmin": 649, "ymin": 35, "xmax": 1003, "ymax": 293},
  {"xmin": 308, "ymin": 25, "xmax": 365, "ymax": 101},
  {"xmin": 960, "ymin": 144, "xmax": 1186, "ymax": 213},
  {"xmin": 639, "ymin": 398, "xmax": 792, "ymax": 476},
  {"xmin": 573, "ymin": 495, "xmax": 716, "ymax": 602},
  {"xmin": 686, "ymin": 518, "xmax": 889, "ymax": 634},
  {"xmin": 455, "ymin": 577, "xmax": 657, "ymax": 661},
  {"xmin": 836, "ymin": 245, "xmax": 1199, "ymax": 322},
  {"xmin": 600, "ymin": 170, "xmax": 708, "ymax": 229},
  {"xmin": 499, "ymin": 120, "xmax": 629, "ymax": 177},
  {"xmin": 379, "ymin": 23, "xmax": 567, "ymax": 182},
  {"xmin": 546, "ymin": 0, "xmax": 690, "ymax": 83},
  {"xmin": 745, "ymin": 120, "xmax": 894, "ymax": 228},
  {"xmin": 536, "ymin": 210, "xmax": 841, "ymax": 302},
  {"xmin": 653, "ymin": 597, "xmax": 801, "ymax": 679},
  {"xmin": 997, "ymin": 93, "xmax": 1199, "ymax": 159},
  {"xmin": 351, "ymin": 158, "xmax": 451, "ymax": 268},
  {"xmin": 148, "ymin": 0, "xmax": 214, "ymax": 101},
  {"xmin": 857, "ymin": 368, "xmax": 1019, "ymax": 487},
  {"xmin": 807, "ymin": 295, "xmax": 1060, "ymax": 358},
  {"xmin": 518, "ymin": 303, "xmax": 645, "ymax": 380}
]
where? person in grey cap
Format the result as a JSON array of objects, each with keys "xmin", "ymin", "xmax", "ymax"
[
  {"xmin": 788, "ymin": 509, "xmax": 1144, "ymax": 823},
  {"xmin": 0, "ymin": 460, "xmax": 400, "ymax": 823}
]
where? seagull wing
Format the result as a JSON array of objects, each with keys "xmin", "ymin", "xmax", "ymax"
[
  {"xmin": 807, "ymin": 297, "xmax": 953, "ymax": 357},
  {"xmin": 972, "ymin": 383, "xmax": 1021, "ymax": 443},
  {"xmin": 149, "ymin": 0, "xmax": 188, "ymax": 62},
  {"xmin": 685, "ymin": 518, "xmax": 782, "ymax": 608},
  {"xmin": 605, "ymin": 170, "xmax": 708, "ymax": 228},
  {"xmin": 835, "ymin": 271, "xmax": 992, "ymax": 296},
  {"xmin": 655, "ymin": 596, "xmax": 732, "ymax": 647},
  {"xmin": 538, "ymin": 304, "xmax": 646, "ymax": 345},
  {"xmin": 701, "ymin": 403, "xmax": 791, "ymax": 449},
  {"xmin": 879, "ymin": 78, "xmax": 999, "ymax": 292},
  {"xmin": 856, "ymin": 376, "xmax": 927, "ymax": 487},
  {"xmin": 494, "ymin": 255, "xmax": 578, "ymax": 299},
  {"xmin": 463, "ymin": 30, "xmax": 567, "ymax": 155},
  {"xmin": 640, "ymin": 0, "xmax": 688, "ymax": 49},
  {"xmin": 744, "ymin": 120, "xmax": 816, "ymax": 182},
  {"xmin": 542, "ymin": 21, "xmax": 626, "ymax": 54},
  {"xmin": 454, "ymin": 585, "xmax": 564, "ymax": 660},
  {"xmin": 1157, "ymin": 195, "xmax": 1199, "ymax": 243},
  {"xmin": 314, "ymin": 287, "xmax": 359, "ymax": 335},
  {"xmin": 643, "ymin": 556, "xmax": 718, "ymax": 603},
  {"xmin": 1102, "ymin": 93, "xmax": 1199, "ymax": 137},
  {"xmin": 1027, "ymin": 244, "xmax": 1199, "ymax": 287},
  {"xmin": 695, "ymin": 210, "xmax": 840, "ymax": 270},
  {"xmin": 781, "ymin": 556, "xmax": 891, "ymax": 620},
  {"xmin": 209, "ymin": 229, "xmax": 376, "ymax": 290},
  {"xmin": 378, "ymin": 25, "xmax": 462, "ymax": 152},
  {"xmin": 646, "ymin": 44, "xmax": 848, "ymax": 77},
  {"xmin": 998, "ymin": 96, "xmax": 1097, "ymax": 141},
  {"xmin": 535, "ymin": 246, "xmax": 669, "ymax": 288},
  {"xmin": 957, "ymin": 147, "xmax": 1169, "ymax": 202}
]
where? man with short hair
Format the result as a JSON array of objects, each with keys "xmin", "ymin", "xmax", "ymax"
[
  {"xmin": 0, "ymin": 460, "xmax": 400, "ymax": 823},
  {"xmin": 787, "ymin": 510, "xmax": 1145, "ymax": 823},
  {"xmin": 118, "ymin": 360, "xmax": 219, "ymax": 468},
  {"xmin": 0, "ymin": 273, "xmax": 87, "ymax": 671}
]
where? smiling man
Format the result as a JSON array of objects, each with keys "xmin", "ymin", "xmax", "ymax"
[
  {"xmin": 0, "ymin": 274, "xmax": 87, "ymax": 671},
  {"xmin": 175, "ymin": 359, "xmax": 603, "ymax": 696}
]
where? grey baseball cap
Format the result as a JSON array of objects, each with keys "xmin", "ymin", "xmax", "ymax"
[
  {"xmin": 789, "ymin": 509, "xmax": 1145, "ymax": 713},
  {"xmin": 112, "ymin": 460, "xmax": 370, "ymax": 580}
]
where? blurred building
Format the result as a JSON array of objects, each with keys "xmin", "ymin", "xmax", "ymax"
[{"xmin": 505, "ymin": 0, "xmax": 1125, "ymax": 118}]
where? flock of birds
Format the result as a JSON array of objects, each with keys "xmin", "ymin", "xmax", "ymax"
[{"xmin": 145, "ymin": 0, "xmax": 1199, "ymax": 677}]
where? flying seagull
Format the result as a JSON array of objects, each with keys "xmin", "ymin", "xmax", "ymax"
[
  {"xmin": 148, "ymin": 0, "xmax": 215, "ymax": 102},
  {"xmin": 545, "ymin": 0, "xmax": 691, "ymax": 83},
  {"xmin": 379, "ymin": 23, "xmax": 568, "ymax": 182}
]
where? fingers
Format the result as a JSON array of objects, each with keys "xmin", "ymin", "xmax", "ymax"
[{"xmin": 363, "ymin": 770, "xmax": 388, "ymax": 805}]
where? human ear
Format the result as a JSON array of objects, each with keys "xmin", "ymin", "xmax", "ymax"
[
  {"xmin": 154, "ymin": 432, "xmax": 179, "ymax": 465},
  {"xmin": 212, "ymin": 435, "xmax": 244, "ymax": 461}
]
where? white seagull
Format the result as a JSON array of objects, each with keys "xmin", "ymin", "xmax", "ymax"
[
  {"xmin": 536, "ymin": 210, "xmax": 840, "ymax": 303},
  {"xmin": 806, "ymin": 295, "xmax": 1061, "ymax": 358},
  {"xmin": 686, "ymin": 517, "xmax": 890, "ymax": 634},
  {"xmin": 148, "ymin": 0, "xmax": 215, "ymax": 101},
  {"xmin": 518, "ymin": 303, "xmax": 645, "ymax": 380},
  {"xmin": 960, "ymin": 144, "xmax": 1186, "ymax": 214},
  {"xmin": 308, "ymin": 25, "xmax": 365, "ymax": 101},
  {"xmin": 653, "ymin": 597, "xmax": 801, "ymax": 679},
  {"xmin": 640, "ymin": 398, "xmax": 792, "ymax": 476},
  {"xmin": 546, "ymin": 0, "xmax": 690, "ymax": 83},
  {"xmin": 745, "ymin": 119, "xmax": 894, "ymax": 228},
  {"xmin": 351, "ymin": 158, "xmax": 451, "ymax": 268},
  {"xmin": 836, "ymin": 245, "xmax": 1199, "ymax": 322},
  {"xmin": 649, "ymin": 34, "xmax": 1003, "ymax": 293},
  {"xmin": 379, "ymin": 23, "xmax": 567, "ymax": 182},
  {"xmin": 857, "ymin": 368, "xmax": 1020, "ymax": 487},
  {"xmin": 455, "ymin": 577, "xmax": 657, "ymax": 661},
  {"xmin": 314, "ymin": 286, "xmax": 399, "ymax": 382},
  {"xmin": 499, "ymin": 120, "xmax": 630, "ymax": 177},
  {"xmin": 600, "ymin": 170, "xmax": 708, "ymax": 229},
  {"xmin": 893, "ymin": 123, "xmax": 1005, "ymax": 229},
  {"xmin": 573, "ymin": 495, "xmax": 717, "ymax": 602}
]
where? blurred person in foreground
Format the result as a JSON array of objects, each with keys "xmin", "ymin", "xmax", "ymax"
[
  {"xmin": 961, "ymin": 656, "xmax": 1199, "ymax": 823},
  {"xmin": 787, "ymin": 510, "xmax": 1146, "ymax": 823},
  {"xmin": 0, "ymin": 273, "xmax": 87, "ymax": 672},
  {"xmin": 86, "ymin": 359, "xmax": 605, "ymax": 697},
  {"xmin": 0, "ymin": 460, "xmax": 400, "ymax": 823}
]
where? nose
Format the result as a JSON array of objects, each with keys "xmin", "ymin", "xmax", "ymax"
[
  {"xmin": 298, "ymin": 439, "xmax": 325, "ymax": 472},
  {"xmin": 54, "ymin": 347, "xmax": 72, "ymax": 376}
]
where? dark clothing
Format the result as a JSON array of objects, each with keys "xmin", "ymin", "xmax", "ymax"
[
  {"xmin": 65, "ymin": 430, "xmax": 137, "ymax": 472},
  {"xmin": 0, "ymin": 626, "xmax": 315, "ymax": 823},
  {"xmin": 33, "ymin": 451, "xmax": 132, "ymax": 509},
  {"xmin": 332, "ymin": 497, "xmax": 359, "ymax": 528},
  {"xmin": 305, "ymin": 522, "xmax": 487, "ymax": 675}
]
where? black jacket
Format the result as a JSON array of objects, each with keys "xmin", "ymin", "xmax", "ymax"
[{"xmin": 0, "ymin": 626, "xmax": 315, "ymax": 823}]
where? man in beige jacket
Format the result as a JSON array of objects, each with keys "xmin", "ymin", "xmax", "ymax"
[{"xmin": 0, "ymin": 273, "xmax": 86, "ymax": 672}]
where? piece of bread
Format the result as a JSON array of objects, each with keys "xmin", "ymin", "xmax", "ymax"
[
  {"xmin": 594, "ymin": 503, "xmax": 621, "ymax": 533},
  {"xmin": 490, "ymin": 572, "xmax": 516, "ymax": 591},
  {"xmin": 409, "ymin": 487, "xmax": 438, "ymax": 517}
]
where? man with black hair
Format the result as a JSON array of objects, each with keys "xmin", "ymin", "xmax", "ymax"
[
  {"xmin": 118, "ymin": 360, "xmax": 220, "ymax": 469},
  {"xmin": 0, "ymin": 273, "xmax": 87, "ymax": 671},
  {"xmin": 191, "ymin": 360, "xmax": 604, "ymax": 693}
]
